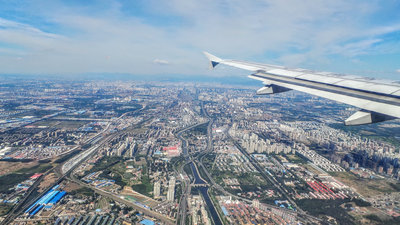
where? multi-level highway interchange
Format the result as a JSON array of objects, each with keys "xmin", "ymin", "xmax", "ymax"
[{"xmin": 0, "ymin": 78, "xmax": 400, "ymax": 225}]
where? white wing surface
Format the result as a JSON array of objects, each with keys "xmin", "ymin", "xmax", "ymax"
[{"xmin": 204, "ymin": 52, "xmax": 400, "ymax": 125}]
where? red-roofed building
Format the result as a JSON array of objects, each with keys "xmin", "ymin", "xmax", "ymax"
[
  {"xmin": 30, "ymin": 173, "xmax": 43, "ymax": 179},
  {"xmin": 162, "ymin": 144, "xmax": 181, "ymax": 157}
]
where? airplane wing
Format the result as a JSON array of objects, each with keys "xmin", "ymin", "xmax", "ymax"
[{"xmin": 203, "ymin": 52, "xmax": 400, "ymax": 125}]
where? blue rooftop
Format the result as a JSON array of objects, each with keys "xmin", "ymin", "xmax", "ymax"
[
  {"xmin": 221, "ymin": 206, "xmax": 229, "ymax": 216},
  {"xmin": 140, "ymin": 219, "xmax": 155, "ymax": 225}
]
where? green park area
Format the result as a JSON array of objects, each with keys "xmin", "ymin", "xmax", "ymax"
[
  {"xmin": 201, "ymin": 153, "xmax": 216, "ymax": 171},
  {"xmin": 284, "ymin": 154, "xmax": 309, "ymax": 164},
  {"xmin": 69, "ymin": 187, "xmax": 95, "ymax": 197},
  {"xmin": 86, "ymin": 156, "xmax": 153, "ymax": 197},
  {"xmin": 297, "ymin": 199, "xmax": 356, "ymax": 224},
  {"xmin": 131, "ymin": 171, "xmax": 153, "ymax": 196}
]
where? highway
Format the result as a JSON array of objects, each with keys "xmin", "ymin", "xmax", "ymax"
[{"xmin": 61, "ymin": 121, "xmax": 113, "ymax": 175}]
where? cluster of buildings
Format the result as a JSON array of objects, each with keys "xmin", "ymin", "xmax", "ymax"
[
  {"xmin": 286, "ymin": 162, "xmax": 354, "ymax": 200},
  {"xmin": 296, "ymin": 147, "xmax": 345, "ymax": 172},
  {"xmin": 227, "ymin": 96, "xmax": 400, "ymax": 178},
  {"xmin": 104, "ymin": 136, "xmax": 137, "ymax": 158},
  {"xmin": 83, "ymin": 171, "xmax": 118, "ymax": 191},
  {"xmin": 153, "ymin": 176, "xmax": 176, "ymax": 203},
  {"xmin": 2, "ymin": 145, "xmax": 73, "ymax": 160},
  {"xmin": 279, "ymin": 122, "xmax": 400, "ymax": 177},
  {"xmin": 241, "ymin": 132, "xmax": 295, "ymax": 155},
  {"xmin": 187, "ymin": 195, "xmax": 211, "ymax": 225},
  {"xmin": 160, "ymin": 144, "xmax": 181, "ymax": 158},
  {"xmin": 330, "ymin": 150, "xmax": 400, "ymax": 177},
  {"xmin": 214, "ymin": 145, "xmax": 256, "ymax": 173},
  {"xmin": 218, "ymin": 196, "xmax": 298, "ymax": 224},
  {"xmin": 54, "ymin": 214, "xmax": 116, "ymax": 225}
]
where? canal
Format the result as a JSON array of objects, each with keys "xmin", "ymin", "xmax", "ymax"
[
  {"xmin": 177, "ymin": 126, "xmax": 222, "ymax": 225},
  {"xmin": 190, "ymin": 162, "xmax": 222, "ymax": 225}
]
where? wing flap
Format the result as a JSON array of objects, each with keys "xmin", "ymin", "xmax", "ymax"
[{"xmin": 250, "ymin": 73, "xmax": 400, "ymax": 119}]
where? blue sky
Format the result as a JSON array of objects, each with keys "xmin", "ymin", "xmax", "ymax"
[{"xmin": 0, "ymin": 0, "xmax": 400, "ymax": 79}]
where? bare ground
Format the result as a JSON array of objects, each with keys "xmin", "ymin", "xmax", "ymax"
[{"xmin": 0, "ymin": 161, "xmax": 38, "ymax": 176}]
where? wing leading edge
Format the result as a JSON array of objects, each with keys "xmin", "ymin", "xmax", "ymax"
[{"xmin": 203, "ymin": 52, "xmax": 400, "ymax": 125}]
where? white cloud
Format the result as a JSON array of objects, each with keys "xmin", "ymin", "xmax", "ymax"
[
  {"xmin": 396, "ymin": 69, "xmax": 400, "ymax": 73},
  {"xmin": 153, "ymin": 59, "xmax": 169, "ymax": 65}
]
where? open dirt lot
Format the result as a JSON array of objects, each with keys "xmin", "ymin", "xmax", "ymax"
[
  {"xmin": 37, "ymin": 172, "xmax": 58, "ymax": 192},
  {"xmin": 330, "ymin": 172, "xmax": 399, "ymax": 197},
  {"xmin": 0, "ymin": 161, "xmax": 38, "ymax": 176}
]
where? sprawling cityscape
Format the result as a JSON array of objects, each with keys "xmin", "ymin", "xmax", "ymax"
[{"xmin": 0, "ymin": 78, "xmax": 399, "ymax": 225}]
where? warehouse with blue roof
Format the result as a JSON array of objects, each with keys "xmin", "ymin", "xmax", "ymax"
[{"xmin": 24, "ymin": 185, "xmax": 67, "ymax": 217}]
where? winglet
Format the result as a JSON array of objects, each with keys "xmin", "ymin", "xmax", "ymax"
[{"xmin": 203, "ymin": 52, "xmax": 222, "ymax": 69}]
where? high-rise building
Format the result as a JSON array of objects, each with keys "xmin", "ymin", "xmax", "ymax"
[
  {"xmin": 154, "ymin": 181, "xmax": 161, "ymax": 198},
  {"xmin": 117, "ymin": 143, "xmax": 126, "ymax": 157},
  {"xmin": 378, "ymin": 166, "xmax": 384, "ymax": 174},
  {"xmin": 125, "ymin": 142, "xmax": 135, "ymax": 158},
  {"xmin": 387, "ymin": 166, "xmax": 393, "ymax": 175},
  {"xmin": 167, "ymin": 177, "xmax": 176, "ymax": 202}
]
